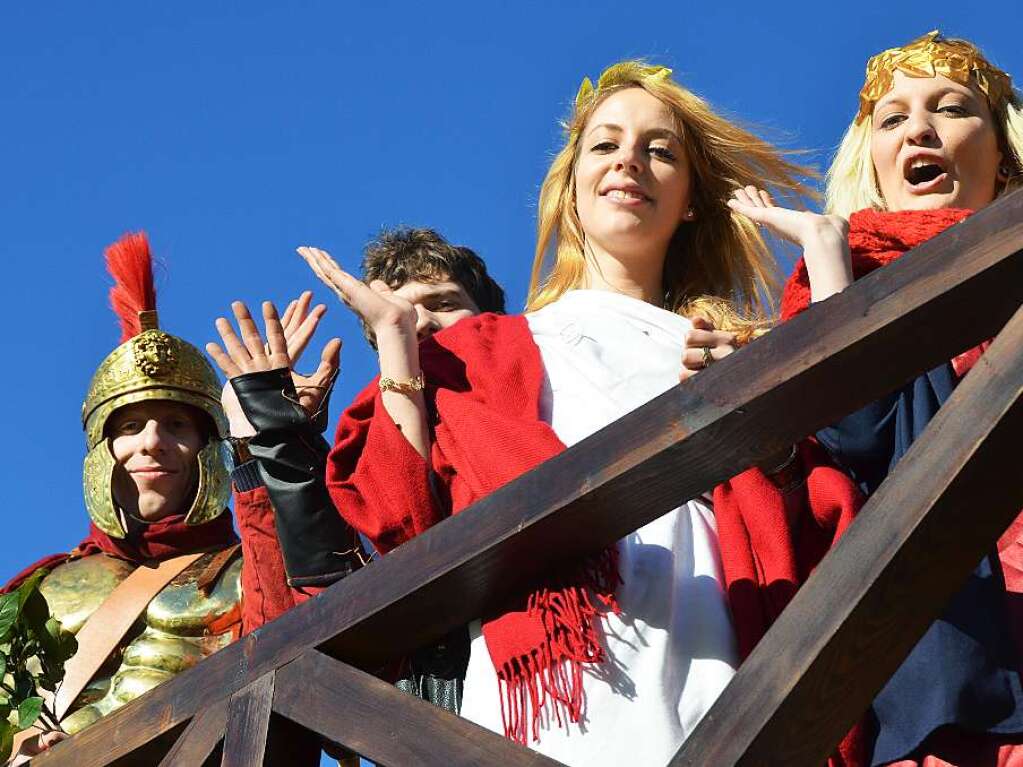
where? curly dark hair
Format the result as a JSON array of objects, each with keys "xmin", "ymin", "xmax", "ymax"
[{"xmin": 358, "ymin": 227, "xmax": 505, "ymax": 346}]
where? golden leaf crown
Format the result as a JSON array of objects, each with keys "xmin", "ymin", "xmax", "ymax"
[
  {"xmin": 857, "ymin": 30, "xmax": 1014, "ymax": 124},
  {"xmin": 572, "ymin": 62, "xmax": 674, "ymax": 131}
]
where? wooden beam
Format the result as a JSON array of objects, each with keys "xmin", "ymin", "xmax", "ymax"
[
  {"xmin": 671, "ymin": 304, "xmax": 1023, "ymax": 766},
  {"xmin": 33, "ymin": 189, "xmax": 1023, "ymax": 767},
  {"xmin": 273, "ymin": 650, "xmax": 563, "ymax": 767},
  {"xmin": 221, "ymin": 673, "xmax": 275, "ymax": 767},
  {"xmin": 157, "ymin": 702, "xmax": 228, "ymax": 767}
]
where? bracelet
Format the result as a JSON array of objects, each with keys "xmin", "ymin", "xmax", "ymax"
[{"xmin": 379, "ymin": 373, "xmax": 425, "ymax": 395}]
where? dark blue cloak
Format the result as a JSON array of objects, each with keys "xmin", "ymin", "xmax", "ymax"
[{"xmin": 818, "ymin": 363, "xmax": 1023, "ymax": 764}]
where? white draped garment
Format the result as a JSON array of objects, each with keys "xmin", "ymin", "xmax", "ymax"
[{"xmin": 459, "ymin": 290, "xmax": 739, "ymax": 766}]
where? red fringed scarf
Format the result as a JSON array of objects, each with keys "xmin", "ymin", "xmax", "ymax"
[
  {"xmin": 326, "ymin": 312, "xmax": 866, "ymax": 760},
  {"xmin": 781, "ymin": 208, "xmax": 989, "ymax": 377},
  {"xmin": 2, "ymin": 512, "xmax": 238, "ymax": 594}
]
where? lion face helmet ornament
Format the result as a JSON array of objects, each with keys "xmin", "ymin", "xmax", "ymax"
[{"xmin": 81, "ymin": 233, "xmax": 230, "ymax": 538}]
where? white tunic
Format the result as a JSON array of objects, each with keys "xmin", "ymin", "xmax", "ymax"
[{"xmin": 460, "ymin": 290, "xmax": 739, "ymax": 766}]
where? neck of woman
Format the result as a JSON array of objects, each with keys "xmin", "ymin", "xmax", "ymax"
[{"xmin": 581, "ymin": 241, "xmax": 666, "ymax": 305}]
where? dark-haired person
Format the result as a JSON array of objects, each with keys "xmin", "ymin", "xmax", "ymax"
[{"xmin": 208, "ymin": 227, "xmax": 505, "ymax": 715}]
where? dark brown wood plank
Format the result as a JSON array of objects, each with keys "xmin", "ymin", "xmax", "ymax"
[
  {"xmin": 158, "ymin": 702, "xmax": 229, "ymax": 767},
  {"xmin": 33, "ymin": 189, "xmax": 1023, "ymax": 767},
  {"xmin": 273, "ymin": 650, "xmax": 562, "ymax": 767},
  {"xmin": 221, "ymin": 673, "xmax": 275, "ymax": 767},
  {"xmin": 671, "ymin": 304, "xmax": 1023, "ymax": 766}
]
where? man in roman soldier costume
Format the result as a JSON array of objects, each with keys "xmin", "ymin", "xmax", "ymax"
[{"xmin": 3, "ymin": 233, "xmax": 310, "ymax": 763}]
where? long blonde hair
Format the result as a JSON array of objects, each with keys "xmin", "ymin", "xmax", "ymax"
[
  {"xmin": 526, "ymin": 61, "xmax": 814, "ymax": 337},
  {"xmin": 826, "ymin": 35, "xmax": 1023, "ymax": 217}
]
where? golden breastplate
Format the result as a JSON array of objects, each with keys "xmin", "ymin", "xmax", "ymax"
[{"xmin": 39, "ymin": 551, "xmax": 243, "ymax": 734}]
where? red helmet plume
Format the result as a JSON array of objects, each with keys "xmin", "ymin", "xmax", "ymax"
[{"xmin": 104, "ymin": 232, "xmax": 157, "ymax": 342}]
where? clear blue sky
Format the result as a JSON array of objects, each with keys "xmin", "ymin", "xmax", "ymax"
[{"xmin": 1, "ymin": 3, "xmax": 1019, "ymax": 760}]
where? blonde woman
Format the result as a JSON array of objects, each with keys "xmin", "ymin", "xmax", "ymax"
[
  {"xmin": 310, "ymin": 62, "xmax": 865, "ymax": 766},
  {"xmin": 733, "ymin": 31, "xmax": 1023, "ymax": 767}
]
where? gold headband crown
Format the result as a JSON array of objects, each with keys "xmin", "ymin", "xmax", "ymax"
[
  {"xmin": 857, "ymin": 30, "xmax": 1014, "ymax": 123},
  {"xmin": 574, "ymin": 62, "xmax": 673, "ymax": 115}
]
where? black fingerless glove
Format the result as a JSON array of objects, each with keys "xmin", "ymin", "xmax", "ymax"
[{"xmin": 231, "ymin": 368, "xmax": 362, "ymax": 586}]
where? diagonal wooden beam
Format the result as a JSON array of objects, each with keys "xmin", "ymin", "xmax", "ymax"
[
  {"xmin": 32, "ymin": 189, "xmax": 1023, "ymax": 767},
  {"xmin": 671, "ymin": 304, "xmax": 1023, "ymax": 766},
  {"xmin": 273, "ymin": 650, "xmax": 563, "ymax": 767},
  {"xmin": 157, "ymin": 701, "xmax": 228, "ymax": 767},
  {"xmin": 221, "ymin": 673, "xmax": 275, "ymax": 767}
]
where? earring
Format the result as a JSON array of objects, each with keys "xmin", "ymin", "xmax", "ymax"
[
  {"xmin": 684, "ymin": 207, "xmax": 695, "ymax": 221},
  {"xmin": 998, "ymin": 163, "xmax": 1013, "ymax": 180}
]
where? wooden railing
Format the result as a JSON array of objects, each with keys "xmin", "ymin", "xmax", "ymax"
[{"xmin": 34, "ymin": 189, "xmax": 1023, "ymax": 766}]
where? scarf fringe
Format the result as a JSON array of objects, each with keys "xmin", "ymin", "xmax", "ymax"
[{"xmin": 497, "ymin": 546, "xmax": 621, "ymax": 744}]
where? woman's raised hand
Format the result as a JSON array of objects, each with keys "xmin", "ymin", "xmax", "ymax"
[
  {"xmin": 207, "ymin": 296, "xmax": 342, "ymax": 434},
  {"xmin": 727, "ymin": 186, "xmax": 849, "ymax": 248},
  {"xmin": 297, "ymin": 246, "xmax": 417, "ymax": 338},
  {"xmin": 680, "ymin": 316, "xmax": 737, "ymax": 383},
  {"xmin": 728, "ymin": 186, "xmax": 853, "ymax": 303}
]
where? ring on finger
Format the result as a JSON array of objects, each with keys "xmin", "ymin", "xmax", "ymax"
[{"xmin": 702, "ymin": 346, "xmax": 715, "ymax": 368}]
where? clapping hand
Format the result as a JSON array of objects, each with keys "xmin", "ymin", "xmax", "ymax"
[
  {"xmin": 297, "ymin": 246, "xmax": 418, "ymax": 340},
  {"xmin": 207, "ymin": 293, "xmax": 341, "ymax": 436}
]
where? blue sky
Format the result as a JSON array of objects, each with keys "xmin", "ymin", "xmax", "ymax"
[{"xmin": 1, "ymin": 3, "xmax": 1020, "ymax": 759}]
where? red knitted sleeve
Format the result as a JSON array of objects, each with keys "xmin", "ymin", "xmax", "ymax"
[
  {"xmin": 326, "ymin": 378, "xmax": 443, "ymax": 554},
  {"xmin": 234, "ymin": 485, "xmax": 296, "ymax": 633}
]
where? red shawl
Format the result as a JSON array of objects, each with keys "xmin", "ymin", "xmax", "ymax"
[
  {"xmin": 326, "ymin": 312, "xmax": 865, "ymax": 761},
  {"xmin": 780, "ymin": 208, "xmax": 989, "ymax": 377},
  {"xmin": 2, "ymin": 511, "xmax": 238, "ymax": 594}
]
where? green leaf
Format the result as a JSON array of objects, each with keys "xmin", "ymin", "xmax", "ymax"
[
  {"xmin": 0, "ymin": 654, "xmax": 5, "ymax": 679},
  {"xmin": 0, "ymin": 595, "xmax": 18, "ymax": 641},
  {"xmin": 0, "ymin": 718, "xmax": 14, "ymax": 764},
  {"xmin": 17, "ymin": 697, "xmax": 42, "ymax": 730}
]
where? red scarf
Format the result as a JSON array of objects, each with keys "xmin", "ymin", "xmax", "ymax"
[
  {"xmin": 327, "ymin": 312, "xmax": 865, "ymax": 762},
  {"xmin": 2, "ymin": 511, "xmax": 238, "ymax": 593},
  {"xmin": 781, "ymin": 208, "xmax": 988, "ymax": 377}
]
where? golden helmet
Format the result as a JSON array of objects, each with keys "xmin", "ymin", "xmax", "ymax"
[{"xmin": 81, "ymin": 233, "xmax": 230, "ymax": 538}]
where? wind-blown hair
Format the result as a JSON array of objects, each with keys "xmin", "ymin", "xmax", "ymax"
[
  {"xmin": 826, "ymin": 36, "xmax": 1023, "ymax": 217},
  {"xmin": 526, "ymin": 60, "xmax": 814, "ymax": 337}
]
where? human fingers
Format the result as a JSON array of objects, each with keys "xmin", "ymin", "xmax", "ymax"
[
  {"xmin": 297, "ymin": 247, "xmax": 356, "ymax": 304},
  {"xmin": 286, "ymin": 304, "xmax": 327, "ymax": 364},
  {"xmin": 285, "ymin": 290, "xmax": 313, "ymax": 336},
  {"xmin": 313, "ymin": 337, "xmax": 342, "ymax": 383},
  {"xmin": 758, "ymin": 188, "xmax": 775, "ymax": 207},
  {"xmin": 212, "ymin": 316, "xmax": 253, "ymax": 370},
  {"xmin": 262, "ymin": 301, "xmax": 291, "ymax": 369},
  {"xmin": 685, "ymin": 327, "xmax": 735, "ymax": 349},
  {"xmin": 232, "ymin": 301, "xmax": 269, "ymax": 361},
  {"xmin": 280, "ymin": 299, "xmax": 298, "ymax": 331},
  {"xmin": 745, "ymin": 185, "xmax": 767, "ymax": 207},
  {"xmin": 730, "ymin": 187, "xmax": 756, "ymax": 208},
  {"xmin": 205, "ymin": 341, "xmax": 242, "ymax": 378},
  {"xmin": 680, "ymin": 345, "xmax": 730, "ymax": 370},
  {"xmin": 689, "ymin": 315, "xmax": 714, "ymax": 331}
]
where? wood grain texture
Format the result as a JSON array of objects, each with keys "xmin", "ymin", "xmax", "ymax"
[
  {"xmin": 273, "ymin": 650, "xmax": 562, "ymax": 767},
  {"xmin": 221, "ymin": 673, "xmax": 275, "ymax": 767},
  {"xmin": 31, "ymin": 189, "xmax": 1023, "ymax": 767},
  {"xmin": 671, "ymin": 304, "xmax": 1023, "ymax": 766},
  {"xmin": 157, "ymin": 702, "xmax": 228, "ymax": 767}
]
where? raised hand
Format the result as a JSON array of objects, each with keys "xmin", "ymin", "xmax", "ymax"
[
  {"xmin": 207, "ymin": 298, "xmax": 341, "ymax": 435},
  {"xmin": 727, "ymin": 186, "xmax": 849, "ymax": 247},
  {"xmin": 296, "ymin": 246, "xmax": 417, "ymax": 338},
  {"xmin": 727, "ymin": 186, "xmax": 853, "ymax": 303},
  {"xmin": 679, "ymin": 316, "xmax": 737, "ymax": 383}
]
